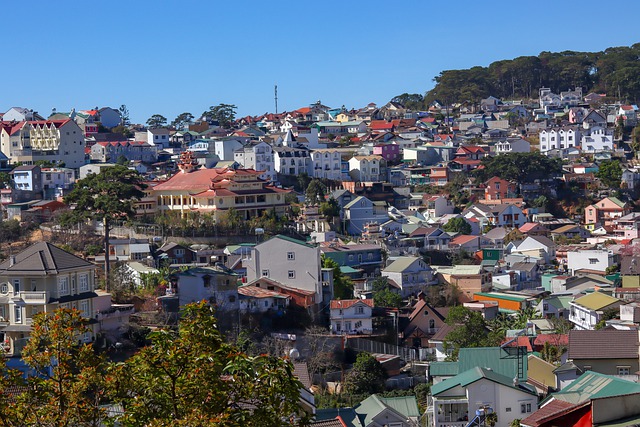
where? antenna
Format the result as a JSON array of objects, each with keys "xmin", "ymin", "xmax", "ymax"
[{"xmin": 274, "ymin": 84, "xmax": 278, "ymax": 114}]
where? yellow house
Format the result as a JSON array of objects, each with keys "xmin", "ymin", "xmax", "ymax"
[{"xmin": 153, "ymin": 152, "xmax": 290, "ymax": 220}]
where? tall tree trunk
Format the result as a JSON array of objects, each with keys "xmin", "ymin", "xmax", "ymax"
[{"xmin": 104, "ymin": 217, "xmax": 110, "ymax": 292}]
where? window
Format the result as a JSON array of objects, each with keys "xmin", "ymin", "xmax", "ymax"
[
  {"xmin": 175, "ymin": 249, "xmax": 185, "ymax": 256},
  {"xmin": 521, "ymin": 403, "xmax": 532, "ymax": 413},
  {"xmin": 261, "ymin": 270, "xmax": 269, "ymax": 277},
  {"xmin": 15, "ymin": 306, "xmax": 21, "ymax": 323},
  {"xmin": 59, "ymin": 277, "xmax": 69, "ymax": 295},
  {"xmin": 506, "ymin": 408, "xmax": 511, "ymax": 413},
  {"xmin": 0, "ymin": 283, "xmax": 7, "ymax": 294},
  {"xmin": 12, "ymin": 279, "xmax": 20, "ymax": 293},
  {"xmin": 355, "ymin": 321, "xmax": 362, "ymax": 329},
  {"xmin": 288, "ymin": 270, "xmax": 295, "ymax": 279},
  {"xmin": 287, "ymin": 252, "xmax": 295, "ymax": 260},
  {"xmin": 589, "ymin": 258, "xmax": 598, "ymax": 265},
  {"xmin": 583, "ymin": 365, "xmax": 592, "ymax": 371},
  {"xmin": 356, "ymin": 306, "xmax": 364, "ymax": 314},
  {"xmin": 80, "ymin": 300, "xmax": 89, "ymax": 317},
  {"xmin": 617, "ymin": 366, "xmax": 631, "ymax": 375}
]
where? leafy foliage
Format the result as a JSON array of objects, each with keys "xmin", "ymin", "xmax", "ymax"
[
  {"xmin": 203, "ymin": 103, "xmax": 237, "ymax": 128},
  {"xmin": 321, "ymin": 256, "xmax": 354, "ymax": 300},
  {"xmin": 595, "ymin": 159, "xmax": 623, "ymax": 188},
  {"xmin": 474, "ymin": 152, "xmax": 562, "ymax": 184},
  {"xmin": 444, "ymin": 306, "xmax": 500, "ymax": 360},
  {"xmin": 371, "ymin": 277, "xmax": 402, "ymax": 308},
  {"xmin": 146, "ymin": 114, "xmax": 167, "ymax": 128},
  {"xmin": 342, "ymin": 352, "xmax": 387, "ymax": 395},
  {"xmin": 442, "ymin": 217, "xmax": 472, "ymax": 235},
  {"xmin": 171, "ymin": 112, "xmax": 194, "ymax": 130},
  {"xmin": 305, "ymin": 179, "xmax": 326, "ymax": 204}
]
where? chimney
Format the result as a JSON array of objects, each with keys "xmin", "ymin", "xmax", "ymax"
[{"xmin": 9, "ymin": 256, "xmax": 16, "ymax": 266}]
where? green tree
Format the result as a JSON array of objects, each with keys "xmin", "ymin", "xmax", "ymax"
[
  {"xmin": 319, "ymin": 197, "xmax": 340, "ymax": 222},
  {"xmin": 63, "ymin": 165, "xmax": 146, "ymax": 289},
  {"xmin": 110, "ymin": 302, "xmax": 309, "ymax": 426},
  {"xmin": 19, "ymin": 308, "xmax": 110, "ymax": 427},
  {"xmin": 146, "ymin": 114, "xmax": 167, "ymax": 128},
  {"xmin": 321, "ymin": 256, "xmax": 354, "ymax": 300},
  {"xmin": 342, "ymin": 352, "xmax": 387, "ymax": 395},
  {"xmin": 203, "ymin": 104, "xmax": 237, "ymax": 128},
  {"xmin": 444, "ymin": 306, "xmax": 498, "ymax": 360},
  {"xmin": 474, "ymin": 152, "xmax": 562, "ymax": 184},
  {"xmin": 116, "ymin": 154, "xmax": 129, "ymax": 165},
  {"xmin": 371, "ymin": 277, "xmax": 402, "ymax": 308},
  {"xmin": 305, "ymin": 179, "xmax": 327, "ymax": 204},
  {"xmin": 0, "ymin": 171, "xmax": 10, "ymax": 188},
  {"xmin": 119, "ymin": 104, "xmax": 130, "ymax": 126},
  {"xmin": 171, "ymin": 112, "xmax": 194, "ymax": 130},
  {"xmin": 595, "ymin": 159, "xmax": 623, "ymax": 188},
  {"xmin": 442, "ymin": 217, "xmax": 472, "ymax": 235},
  {"xmin": 296, "ymin": 172, "xmax": 311, "ymax": 192}
]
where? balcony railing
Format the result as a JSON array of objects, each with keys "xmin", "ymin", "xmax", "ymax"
[{"xmin": 18, "ymin": 291, "xmax": 50, "ymax": 304}]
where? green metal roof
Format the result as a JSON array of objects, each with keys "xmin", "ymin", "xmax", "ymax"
[
  {"xmin": 546, "ymin": 295, "xmax": 572, "ymax": 310},
  {"xmin": 431, "ymin": 366, "xmax": 537, "ymax": 397},
  {"xmin": 339, "ymin": 266, "xmax": 360, "ymax": 274},
  {"xmin": 315, "ymin": 408, "xmax": 361, "ymax": 427},
  {"xmin": 377, "ymin": 395, "xmax": 420, "ymax": 418},
  {"xmin": 429, "ymin": 361, "xmax": 459, "ymax": 377},
  {"xmin": 543, "ymin": 371, "xmax": 640, "ymax": 406},
  {"xmin": 355, "ymin": 394, "xmax": 411, "ymax": 426},
  {"xmin": 430, "ymin": 347, "xmax": 528, "ymax": 382},
  {"xmin": 272, "ymin": 234, "xmax": 316, "ymax": 248}
]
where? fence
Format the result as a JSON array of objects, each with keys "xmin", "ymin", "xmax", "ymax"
[{"xmin": 346, "ymin": 337, "xmax": 417, "ymax": 362}]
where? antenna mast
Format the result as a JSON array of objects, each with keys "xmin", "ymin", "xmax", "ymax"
[{"xmin": 275, "ymin": 84, "xmax": 278, "ymax": 114}]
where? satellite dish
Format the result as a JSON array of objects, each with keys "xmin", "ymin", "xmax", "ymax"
[{"xmin": 289, "ymin": 348, "xmax": 300, "ymax": 360}]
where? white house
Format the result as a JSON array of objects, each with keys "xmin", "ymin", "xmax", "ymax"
[
  {"xmin": 348, "ymin": 155, "xmax": 386, "ymax": 182},
  {"xmin": 175, "ymin": 266, "xmax": 239, "ymax": 311},
  {"xmin": 422, "ymin": 195, "xmax": 455, "ymax": 218},
  {"xmin": 41, "ymin": 167, "xmax": 75, "ymax": 199},
  {"xmin": 569, "ymin": 292, "xmax": 623, "ymax": 330},
  {"xmin": 310, "ymin": 149, "xmax": 345, "ymax": 180},
  {"xmin": 494, "ymin": 137, "xmax": 530, "ymax": 154},
  {"xmin": 510, "ymin": 236, "xmax": 556, "ymax": 264},
  {"xmin": 273, "ymin": 146, "xmax": 311, "ymax": 177},
  {"xmin": 567, "ymin": 249, "xmax": 615, "ymax": 275},
  {"xmin": 147, "ymin": 128, "xmax": 170, "ymax": 149},
  {"xmin": 329, "ymin": 299, "xmax": 374, "ymax": 335},
  {"xmin": 212, "ymin": 137, "xmax": 244, "ymax": 161},
  {"xmin": 343, "ymin": 196, "xmax": 389, "ymax": 235},
  {"xmin": 430, "ymin": 367, "xmax": 538, "ymax": 427},
  {"xmin": 580, "ymin": 126, "xmax": 613, "ymax": 153},
  {"xmin": 539, "ymin": 127, "xmax": 581, "ymax": 153},
  {"xmin": 382, "ymin": 256, "xmax": 437, "ymax": 298},
  {"xmin": 233, "ymin": 141, "xmax": 276, "ymax": 182},
  {"xmin": 244, "ymin": 235, "xmax": 323, "ymax": 305}
]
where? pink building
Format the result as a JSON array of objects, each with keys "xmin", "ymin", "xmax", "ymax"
[{"xmin": 372, "ymin": 143, "xmax": 400, "ymax": 162}]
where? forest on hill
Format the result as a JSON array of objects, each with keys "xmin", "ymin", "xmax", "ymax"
[{"xmin": 393, "ymin": 44, "xmax": 640, "ymax": 108}]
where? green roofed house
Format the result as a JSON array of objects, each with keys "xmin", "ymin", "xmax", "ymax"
[
  {"xmin": 521, "ymin": 371, "xmax": 640, "ymax": 427},
  {"xmin": 314, "ymin": 394, "xmax": 420, "ymax": 427},
  {"xmin": 430, "ymin": 367, "xmax": 538, "ymax": 427}
]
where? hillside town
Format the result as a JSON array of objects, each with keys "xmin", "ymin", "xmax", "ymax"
[{"xmin": 3, "ymin": 87, "xmax": 640, "ymax": 427}]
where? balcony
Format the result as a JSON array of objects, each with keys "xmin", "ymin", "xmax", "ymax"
[{"xmin": 18, "ymin": 291, "xmax": 50, "ymax": 304}]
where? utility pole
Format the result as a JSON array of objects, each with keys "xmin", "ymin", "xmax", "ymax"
[{"xmin": 275, "ymin": 84, "xmax": 278, "ymax": 114}]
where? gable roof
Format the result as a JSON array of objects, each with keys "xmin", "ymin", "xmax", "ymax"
[
  {"xmin": 568, "ymin": 329, "xmax": 638, "ymax": 359},
  {"xmin": 546, "ymin": 371, "xmax": 640, "ymax": 405},
  {"xmin": 330, "ymin": 299, "xmax": 374, "ymax": 310},
  {"xmin": 431, "ymin": 366, "xmax": 536, "ymax": 396},
  {"xmin": 383, "ymin": 256, "xmax": 427, "ymax": 273},
  {"xmin": 0, "ymin": 242, "xmax": 94, "ymax": 276},
  {"xmin": 354, "ymin": 394, "xmax": 417, "ymax": 426}
]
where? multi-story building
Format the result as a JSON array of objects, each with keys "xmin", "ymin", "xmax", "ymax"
[
  {"xmin": 174, "ymin": 266, "xmax": 239, "ymax": 312},
  {"xmin": 153, "ymin": 151, "xmax": 290, "ymax": 220},
  {"xmin": 585, "ymin": 196, "xmax": 631, "ymax": 230},
  {"xmin": 244, "ymin": 235, "xmax": 324, "ymax": 305},
  {"xmin": 0, "ymin": 242, "xmax": 98, "ymax": 356},
  {"xmin": 348, "ymin": 155, "xmax": 387, "ymax": 182},
  {"xmin": 41, "ymin": 167, "xmax": 75, "ymax": 199},
  {"xmin": 539, "ymin": 127, "xmax": 581, "ymax": 153},
  {"xmin": 382, "ymin": 256, "xmax": 437, "ymax": 298},
  {"xmin": 273, "ymin": 146, "xmax": 311, "ymax": 177},
  {"xmin": 10, "ymin": 165, "xmax": 42, "ymax": 202},
  {"xmin": 90, "ymin": 140, "xmax": 158, "ymax": 163},
  {"xmin": 310, "ymin": 149, "xmax": 344, "ymax": 180},
  {"xmin": 233, "ymin": 141, "xmax": 275, "ymax": 182},
  {"xmin": 329, "ymin": 299, "xmax": 374, "ymax": 335},
  {"xmin": 0, "ymin": 119, "xmax": 86, "ymax": 168}
]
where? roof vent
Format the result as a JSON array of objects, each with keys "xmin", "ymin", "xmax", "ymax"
[{"xmin": 9, "ymin": 256, "xmax": 16, "ymax": 267}]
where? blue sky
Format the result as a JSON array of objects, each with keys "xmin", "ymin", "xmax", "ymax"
[{"xmin": 4, "ymin": 1, "xmax": 640, "ymax": 124}]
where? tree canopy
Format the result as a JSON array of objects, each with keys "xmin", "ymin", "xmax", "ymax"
[
  {"xmin": 203, "ymin": 104, "xmax": 237, "ymax": 128},
  {"xmin": 171, "ymin": 112, "xmax": 194, "ymax": 130},
  {"xmin": 595, "ymin": 159, "xmax": 623, "ymax": 188},
  {"xmin": 371, "ymin": 277, "xmax": 402, "ymax": 308},
  {"xmin": 342, "ymin": 352, "xmax": 387, "ymax": 395},
  {"xmin": 474, "ymin": 152, "xmax": 563, "ymax": 184},
  {"xmin": 424, "ymin": 44, "xmax": 640, "ymax": 105},
  {"xmin": 442, "ymin": 217, "xmax": 472, "ymax": 235},
  {"xmin": 146, "ymin": 114, "xmax": 167, "ymax": 128},
  {"xmin": 443, "ymin": 306, "xmax": 500, "ymax": 360},
  {"xmin": 321, "ymin": 256, "xmax": 354, "ymax": 300}
]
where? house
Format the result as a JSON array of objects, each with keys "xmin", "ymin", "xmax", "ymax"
[
  {"xmin": 153, "ymin": 152, "xmax": 290, "ymax": 221},
  {"xmin": 309, "ymin": 148, "xmax": 345, "ymax": 181},
  {"xmin": 273, "ymin": 145, "xmax": 311, "ymax": 177},
  {"xmin": 0, "ymin": 242, "xmax": 97, "ymax": 356},
  {"xmin": 568, "ymin": 291, "xmax": 623, "ymax": 330},
  {"xmin": 538, "ymin": 127, "xmax": 581, "ymax": 153},
  {"xmin": 449, "ymin": 235, "xmax": 484, "ymax": 253},
  {"xmin": 320, "ymin": 242, "xmax": 384, "ymax": 278},
  {"xmin": 429, "ymin": 166, "xmax": 450, "ymax": 186},
  {"xmin": 430, "ymin": 367, "xmax": 538, "ymax": 427},
  {"xmin": 156, "ymin": 242, "xmax": 196, "ymax": 265},
  {"xmin": 566, "ymin": 249, "xmax": 615, "ymax": 275},
  {"xmin": 584, "ymin": 196, "xmax": 631, "ymax": 230},
  {"xmin": 537, "ymin": 295, "xmax": 572, "ymax": 318},
  {"xmin": 372, "ymin": 143, "xmax": 400, "ymax": 162},
  {"xmin": 549, "ymin": 224, "xmax": 590, "ymax": 242},
  {"xmin": 90, "ymin": 140, "xmax": 158, "ymax": 163},
  {"xmin": 237, "ymin": 284, "xmax": 290, "ymax": 313},
  {"xmin": 10, "ymin": 165, "xmax": 42, "ymax": 202},
  {"xmin": 3, "ymin": 107, "xmax": 43, "ymax": 122},
  {"xmin": 431, "ymin": 265, "xmax": 492, "ymax": 303},
  {"xmin": 521, "ymin": 371, "xmax": 640, "ymax": 427},
  {"xmin": 382, "ymin": 256, "xmax": 436, "ymax": 298},
  {"xmin": 146, "ymin": 128, "xmax": 170, "ymax": 148},
  {"xmin": 567, "ymin": 329, "xmax": 639, "ymax": 380},
  {"xmin": 342, "ymin": 196, "xmax": 389, "ymax": 235},
  {"xmin": 316, "ymin": 394, "xmax": 420, "ymax": 427},
  {"xmin": 174, "ymin": 266, "xmax": 239, "ymax": 312},
  {"xmin": 348, "ymin": 155, "xmax": 386, "ymax": 182},
  {"xmin": 329, "ymin": 299, "xmax": 373, "ymax": 335},
  {"xmin": 41, "ymin": 167, "xmax": 75, "ymax": 199},
  {"xmin": 245, "ymin": 235, "xmax": 324, "ymax": 305},
  {"xmin": 422, "ymin": 195, "xmax": 455, "ymax": 218},
  {"xmin": 93, "ymin": 290, "xmax": 134, "ymax": 332},
  {"xmin": 484, "ymin": 177, "xmax": 518, "ymax": 201},
  {"xmin": 494, "ymin": 137, "xmax": 531, "ymax": 154},
  {"xmin": 402, "ymin": 297, "xmax": 448, "ymax": 348},
  {"xmin": 233, "ymin": 141, "xmax": 276, "ymax": 182},
  {"xmin": 580, "ymin": 126, "xmax": 613, "ymax": 153},
  {"xmin": 101, "ymin": 238, "xmax": 152, "ymax": 262},
  {"xmin": 510, "ymin": 236, "xmax": 557, "ymax": 264},
  {"xmin": 407, "ymin": 226, "xmax": 452, "ymax": 250},
  {"xmin": 519, "ymin": 223, "xmax": 549, "ymax": 237},
  {"xmin": 97, "ymin": 107, "xmax": 122, "ymax": 128}
]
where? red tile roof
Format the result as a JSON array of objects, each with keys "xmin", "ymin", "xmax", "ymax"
[
  {"xmin": 450, "ymin": 235, "xmax": 477, "ymax": 246},
  {"xmin": 330, "ymin": 299, "xmax": 374, "ymax": 309},
  {"xmin": 153, "ymin": 168, "xmax": 264, "ymax": 193},
  {"xmin": 533, "ymin": 334, "xmax": 568, "ymax": 349},
  {"xmin": 519, "ymin": 399, "xmax": 581, "ymax": 427},
  {"xmin": 369, "ymin": 120, "xmax": 394, "ymax": 130}
]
